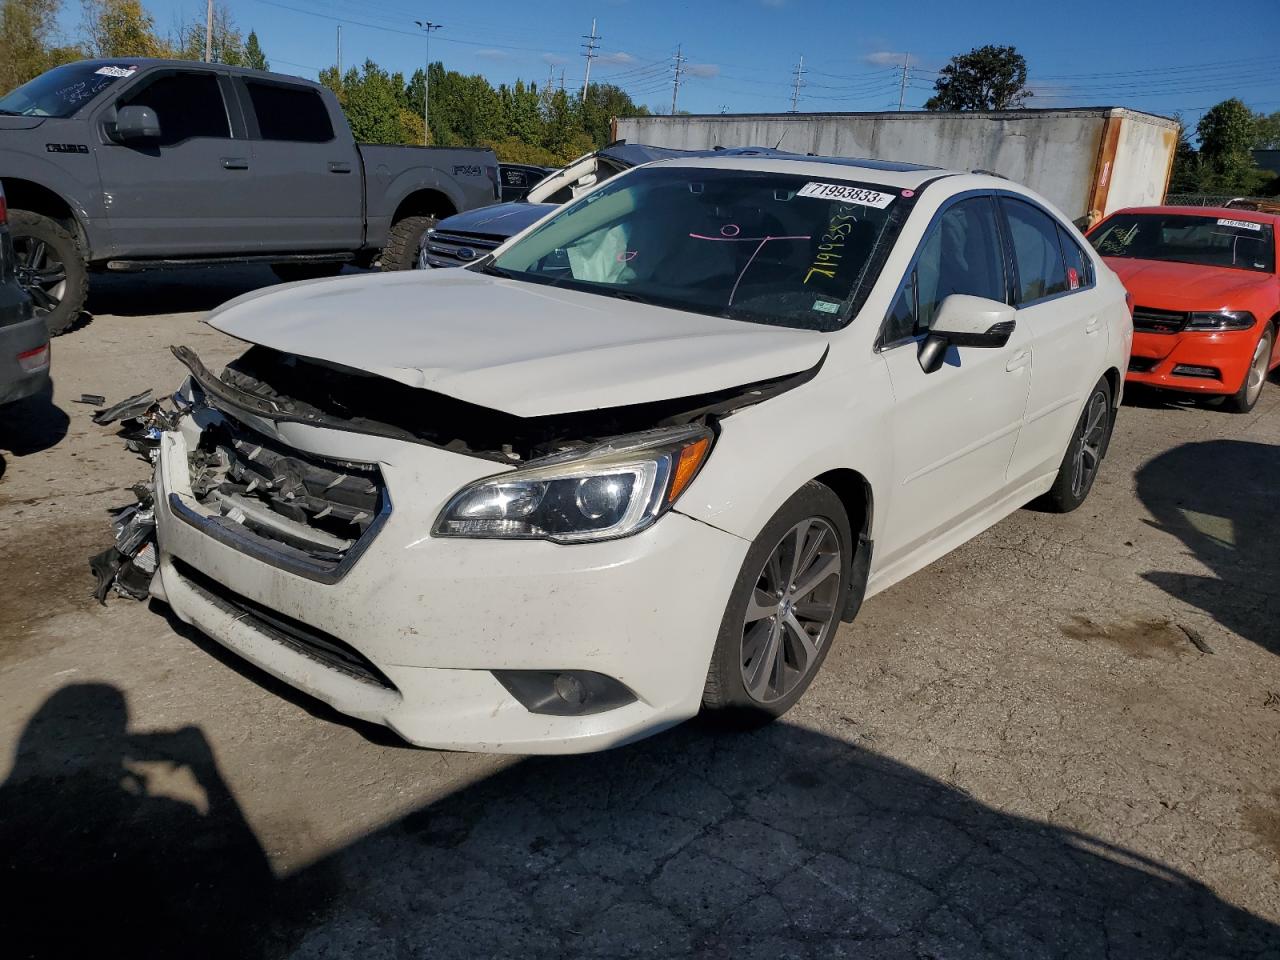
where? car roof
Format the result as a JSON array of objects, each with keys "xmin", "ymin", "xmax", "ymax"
[
  {"xmin": 1108, "ymin": 205, "xmax": 1280, "ymax": 225},
  {"xmin": 649, "ymin": 153, "xmax": 956, "ymax": 189},
  {"xmin": 72, "ymin": 57, "xmax": 328, "ymax": 92}
]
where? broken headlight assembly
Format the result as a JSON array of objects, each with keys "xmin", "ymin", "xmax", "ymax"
[{"xmin": 433, "ymin": 425, "xmax": 713, "ymax": 543}]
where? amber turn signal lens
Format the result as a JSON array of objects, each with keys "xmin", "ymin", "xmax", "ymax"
[{"xmin": 667, "ymin": 437, "xmax": 711, "ymax": 504}]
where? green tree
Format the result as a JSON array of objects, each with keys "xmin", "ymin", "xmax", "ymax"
[
  {"xmin": 1253, "ymin": 111, "xmax": 1280, "ymax": 150},
  {"xmin": 0, "ymin": 0, "xmax": 80, "ymax": 94},
  {"xmin": 1197, "ymin": 98, "xmax": 1268, "ymax": 194},
  {"xmin": 580, "ymin": 82, "xmax": 650, "ymax": 148},
  {"xmin": 925, "ymin": 45, "xmax": 1032, "ymax": 111},
  {"xmin": 341, "ymin": 60, "xmax": 414, "ymax": 144},
  {"xmin": 81, "ymin": 0, "xmax": 169, "ymax": 58},
  {"xmin": 242, "ymin": 29, "xmax": 267, "ymax": 71},
  {"xmin": 1166, "ymin": 114, "xmax": 1203, "ymax": 195}
]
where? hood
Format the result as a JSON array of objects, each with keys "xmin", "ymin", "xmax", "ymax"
[
  {"xmin": 434, "ymin": 201, "xmax": 556, "ymax": 239},
  {"xmin": 205, "ymin": 269, "xmax": 829, "ymax": 418},
  {"xmin": 0, "ymin": 116, "xmax": 47, "ymax": 131},
  {"xmin": 1104, "ymin": 257, "xmax": 1275, "ymax": 310}
]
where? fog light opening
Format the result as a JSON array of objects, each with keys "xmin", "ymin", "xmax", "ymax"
[
  {"xmin": 1171, "ymin": 364, "xmax": 1221, "ymax": 380},
  {"xmin": 492, "ymin": 669, "xmax": 637, "ymax": 716}
]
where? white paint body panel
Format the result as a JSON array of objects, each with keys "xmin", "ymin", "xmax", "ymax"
[{"xmin": 157, "ymin": 160, "xmax": 1131, "ymax": 753}]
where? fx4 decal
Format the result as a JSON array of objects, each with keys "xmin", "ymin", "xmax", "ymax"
[
  {"xmin": 453, "ymin": 164, "xmax": 483, "ymax": 177},
  {"xmin": 46, "ymin": 143, "xmax": 90, "ymax": 154}
]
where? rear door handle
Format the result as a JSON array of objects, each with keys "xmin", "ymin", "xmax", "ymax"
[
  {"xmin": 328, "ymin": 161, "xmax": 353, "ymax": 174},
  {"xmin": 221, "ymin": 157, "xmax": 249, "ymax": 170},
  {"xmin": 1085, "ymin": 316, "xmax": 1102, "ymax": 335},
  {"xmin": 1005, "ymin": 350, "xmax": 1031, "ymax": 372}
]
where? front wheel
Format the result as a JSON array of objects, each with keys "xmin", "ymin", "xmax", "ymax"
[
  {"xmin": 381, "ymin": 215, "xmax": 438, "ymax": 272},
  {"xmin": 10, "ymin": 210, "xmax": 88, "ymax": 336},
  {"xmin": 1041, "ymin": 377, "xmax": 1113, "ymax": 513},
  {"xmin": 702, "ymin": 482, "xmax": 851, "ymax": 724},
  {"xmin": 1225, "ymin": 326, "xmax": 1273, "ymax": 414}
]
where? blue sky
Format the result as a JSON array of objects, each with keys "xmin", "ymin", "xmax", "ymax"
[{"xmin": 59, "ymin": 0, "xmax": 1280, "ymax": 128}]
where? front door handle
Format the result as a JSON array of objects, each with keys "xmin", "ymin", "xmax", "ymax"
[
  {"xmin": 1085, "ymin": 316, "xmax": 1102, "ymax": 335},
  {"xmin": 328, "ymin": 161, "xmax": 353, "ymax": 174},
  {"xmin": 1005, "ymin": 350, "xmax": 1031, "ymax": 372},
  {"xmin": 221, "ymin": 157, "xmax": 249, "ymax": 170}
]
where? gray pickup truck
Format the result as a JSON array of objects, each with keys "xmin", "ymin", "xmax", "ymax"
[{"xmin": 0, "ymin": 59, "xmax": 500, "ymax": 334}]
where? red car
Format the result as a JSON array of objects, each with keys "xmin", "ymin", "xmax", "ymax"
[{"xmin": 1087, "ymin": 206, "xmax": 1279, "ymax": 412}]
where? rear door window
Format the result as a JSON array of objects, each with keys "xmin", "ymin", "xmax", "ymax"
[
  {"xmin": 1002, "ymin": 199, "xmax": 1069, "ymax": 303},
  {"xmin": 244, "ymin": 81, "xmax": 334, "ymax": 143},
  {"xmin": 118, "ymin": 72, "xmax": 230, "ymax": 146}
]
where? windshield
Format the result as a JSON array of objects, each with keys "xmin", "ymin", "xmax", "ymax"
[
  {"xmin": 0, "ymin": 62, "xmax": 139, "ymax": 118},
  {"xmin": 488, "ymin": 166, "xmax": 908, "ymax": 331},
  {"xmin": 1089, "ymin": 212, "xmax": 1275, "ymax": 273}
]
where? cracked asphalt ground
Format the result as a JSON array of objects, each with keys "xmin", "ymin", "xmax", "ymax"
[{"xmin": 1, "ymin": 266, "xmax": 1279, "ymax": 959}]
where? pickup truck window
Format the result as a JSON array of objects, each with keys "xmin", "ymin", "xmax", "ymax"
[
  {"xmin": 118, "ymin": 73, "xmax": 231, "ymax": 146},
  {"xmin": 0, "ymin": 62, "xmax": 135, "ymax": 118},
  {"xmin": 244, "ymin": 81, "xmax": 334, "ymax": 143},
  {"xmin": 490, "ymin": 166, "xmax": 905, "ymax": 332}
]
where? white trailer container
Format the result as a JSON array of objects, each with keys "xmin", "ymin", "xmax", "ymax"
[{"xmin": 613, "ymin": 107, "xmax": 1178, "ymax": 222}]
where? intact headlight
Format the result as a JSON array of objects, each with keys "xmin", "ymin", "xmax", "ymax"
[
  {"xmin": 433, "ymin": 425, "xmax": 713, "ymax": 543},
  {"xmin": 1186, "ymin": 310, "xmax": 1256, "ymax": 331}
]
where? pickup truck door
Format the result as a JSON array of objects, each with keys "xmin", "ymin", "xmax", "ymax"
[
  {"xmin": 231, "ymin": 78, "xmax": 363, "ymax": 251},
  {"xmin": 94, "ymin": 69, "xmax": 261, "ymax": 257}
]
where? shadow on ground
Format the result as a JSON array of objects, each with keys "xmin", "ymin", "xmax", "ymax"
[
  {"xmin": 3, "ymin": 683, "xmax": 1277, "ymax": 959},
  {"xmin": 1137, "ymin": 439, "xmax": 1280, "ymax": 656},
  {"xmin": 0, "ymin": 381, "xmax": 69, "ymax": 480}
]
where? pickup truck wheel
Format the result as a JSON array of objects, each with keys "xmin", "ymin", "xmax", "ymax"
[
  {"xmin": 10, "ymin": 210, "xmax": 88, "ymax": 337},
  {"xmin": 381, "ymin": 215, "xmax": 437, "ymax": 272},
  {"xmin": 271, "ymin": 262, "xmax": 345, "ymax": 283}
]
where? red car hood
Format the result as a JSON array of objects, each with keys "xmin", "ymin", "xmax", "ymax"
[{"xmin": 1103, "ymin": 258, "xmax": 1273, "ymax": 310}]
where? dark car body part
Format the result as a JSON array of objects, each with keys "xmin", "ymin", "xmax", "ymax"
[
  {"xmin": 497, "ymin": 163, "xmax": 555, "ymax": 202},
  {"xmin": 0, "ymin": 193, "xmax": 47, "ymax": 405},
  {"xmin": 172, "ymin": 343, "xmax": 826, "ymax": 465},
  {"xmin": 0, "ymin": 59, "xmax": 500, "ymax": 325}
]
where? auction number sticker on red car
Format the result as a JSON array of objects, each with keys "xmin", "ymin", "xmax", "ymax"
[
  {"xmin": 796, "ymin": 182, "xmax": 895, "ymax": 208},
  {"xmin": 1217, "ymin": 218, "xmax": 1263, "ymax": 231}
]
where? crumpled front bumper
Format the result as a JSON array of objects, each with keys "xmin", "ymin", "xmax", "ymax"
[
  {"xmin": 151, "ymin": 416, "xmax": 749, "ymax": 754},
  {"xmin": 1126, "ymin": 327, "xmax": 1261, "ymax": 395}
]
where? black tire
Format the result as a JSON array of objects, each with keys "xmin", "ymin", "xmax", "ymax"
[
  {"xmin": 1225, "ymin": 325, "xmax": 1273, "ymax": 414},
  {"xmin": 381, "ymin": 215, "xmax": 438, "ymax": 272},
  {"xmin": 702, "ymin": 481, "xmax": 851, "ymax": 725},
  {"xmin": 9, "ymin": 210, "xmax": 88, "ymax": 336},
  {"xmin": 1041, "ymin": 376, "xmax": 1113, "ymax": 513},
  {"xmin": 270, "ymin": 262, "xmax": 345, "ymax": 283}
]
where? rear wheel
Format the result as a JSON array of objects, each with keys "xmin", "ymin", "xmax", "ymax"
[
  {"xmin": 381, "ymin": 215, "xmax": 438, "ymax": 272},
  {"xmin": 270, "ymin": 262, "xmax": 345, "ymax": 283},
  {"xmin": 702, "ymin": 482, "xmax": 850, "ymax": 724},
  {"xmin": 1041, "ymin": 377, "xmax": 1113, "ymax": 513},
  {"xmin": 10, "ymin": 210, "xmax": 88, "ymax": 336},
  {"xmin": 1225, "ymin": 326, "xmax": 1273, "ymax": 414}
]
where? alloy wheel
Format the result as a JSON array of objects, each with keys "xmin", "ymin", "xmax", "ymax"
[
  {"xmin": 1070, "ymin": 389, "xmax": 1109, "ymax": 499},
  {"xmin": 740, "ymin": 517, "xmax": 842, "ymax": 704},
  {"xmin": 13, "ymin": 235, "xmax": 67, "ymax": 317},
  {"xmin": 1246, "ymin": 334, "xmax": 1270, "ymax": 407}
]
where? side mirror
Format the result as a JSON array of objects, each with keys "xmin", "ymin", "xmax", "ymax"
[
  {"xmin": 918, "ymin": 294, "xmax": 1016, "ymax": 374},
  {"xmin": 114, "ymin": 105, "xmax": 161, "ymax": 143}
]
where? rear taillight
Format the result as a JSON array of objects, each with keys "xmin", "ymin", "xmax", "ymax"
[
  {"xmin": 0, "ymin": 190, "xmax": 7, "ymax": 226},
  {"xmin": 17, "ymin": 344, "xmax": 49, "ymax": 373},
  {"xmin": 486, "ymin": 165, "xmax": 500, "ymax": 200}
]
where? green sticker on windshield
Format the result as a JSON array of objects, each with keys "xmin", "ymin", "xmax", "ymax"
[{"xmin": 812, "ymin": 299, "xmax": 841, "ymax": 314}]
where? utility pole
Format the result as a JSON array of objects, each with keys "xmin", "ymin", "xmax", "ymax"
[
  {"xmin": 790, "ymin": 55, "xmax": 805, "ymax": 113},
  {"xmin": 415, "ymin": 20, "xmax": 443, "ymax": 146},
  {"xmin": 204, "ymin": 0, "xmax": 213, "ymax": 62},
  {"xmin": 559, "ymin": 67, "xmax": 566, "ymax": 92},
  {"xmin": 337, "ymin": 25, "xmax": 342, "ymax": 76},
  {"xmin": 581, "ymin": 18, "xmax": 600, "ymax": 100},
  {"xmin": 897, "ymin": 53, "xmax": 911, "ymax": 111},
  {"xmin": 670, "ymin": 44, "xmax": 685, "ymax": 115}
]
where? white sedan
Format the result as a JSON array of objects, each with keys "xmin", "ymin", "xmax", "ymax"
[{"xmin": 153, "ymin": 155, "xmax": 1132, "ymax": 753}]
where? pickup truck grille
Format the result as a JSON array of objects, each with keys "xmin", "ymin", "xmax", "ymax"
[
  {"xmin": 178, "ymin": 414, "xmax": 390, "ymax": 583},
  {"xmin": 1132, "ymin": 306, "xmax": 1189, "ymax": 334},
  {"xmin": 424, "ymin": 229, "xmax": 503, "ymax": 268}
]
